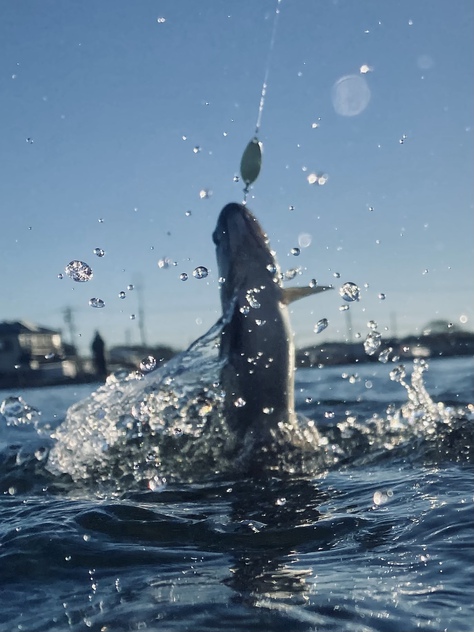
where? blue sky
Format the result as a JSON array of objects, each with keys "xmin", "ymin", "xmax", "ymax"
[{"xmin": 1, "ymin": 0, "xmax": 473, "ymax": 354}]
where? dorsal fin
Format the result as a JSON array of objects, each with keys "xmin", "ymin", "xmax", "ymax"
[{"xmin": 281, "ymin": 285, "xmax": 333, "ymax": 305}]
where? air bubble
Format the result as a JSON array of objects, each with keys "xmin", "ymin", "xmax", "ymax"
[{"xmin": 65, "ymin": 260, "xmax": 93, "ymax": 282}]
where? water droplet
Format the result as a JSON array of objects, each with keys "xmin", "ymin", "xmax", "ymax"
[
  {"xmin": 378, "ymin": 347, "xmax": 392, "ymax": 364},
  {"xmin": 275, "ymin": 497, "xmax": 287, "ymax": 506},
  {"xmin": 156, "ymin": 16, "xmax": 166, "ymax": 23},
  {"xmin": 339, "ymin": 305, "xmax": 349, "ymax": 311},
  {"xmin": 378, "ymin": 293, "xmax": 386, "ymax": 300},
  {"xmin": 307, "ymin": 172, "xmax": 329, "ymax": 186},
  {"xmin": 158, "ymin": 257, "xmax": 171, "ymax": 269},
  {"xmin": 339, "ymin": 282, "xmax": 360, "ymax": 302},
  {"xmin": 364, "ymin": 331, "xmax": 382, "ymax": 355},
  {"xmin": 368, "ymin": 206, "xmax": 374, "ymax": 212},
  {"xmin": 127, "ymin": 284, "xmax": 134, "ymax": 291},
  {"xmin": 179, "ymin": 273, "xmax": 188, "ymax": 281},
  {"xmin": 288, "ymin": 205, "xmax": 295, "ymax": 211},
  {"xmin": 311, "ymin": 121, "xmax": 320, "ymax": 129},
  {"xmin": 130, "ymin": 314, "xmax": 136, "ymax": 320},
  {"xmin": 314, "ymin": 318, "xmax": 329, "ymax": 334},
  {"xmin": 360, "ymin": 64, "xmax": 373, "ymax": 74},
  {"xmin": 193, "ymin": 266, "xmax": 208, "ymax": 279},
  {"xmin": 57, "ymin": 273, "xmax": 64, "ymax": 280},
  {"xmin": 234, "ymin": 397, "xmax": 246, "ymax": 408},
  {"xmin": 185, "ymin": 210, "xmax": 192, "ymax": 217},
  {"xmin": 332, "ymin": 74, "xmax": 371, "ymax": 117},
  {"xmin": 365, "ymin": 380, "xmax": 373, "ymax": 389},
  {"xmin": 93, "ymin": 248, "xmax": 105, "ymax": 257},
  {"xmin": 26, "ymin": 137, "xmax": 34, "ymax": 144},
  {"xmin": 305, "ymin": 396, "xmax": 313, "ymax": 404},
  {"xmin": 390, "ymin": 365, "xmax": 406, "ymax": 382},
  {"xmin": 373, "ymin": 489, "xmax": 393, "ymax": 506},
  {"xmin": 193, "ymin": 146, "xmax": 201, "ymax": 154},
  {"xmin": 399, "ymin": 134, "xmax": 407, "ymax": 144},
  {"xmin": 0, "ymin": 396, "xmax": 40, "ymax": 426},
  {"xmin": 98, "ymin": 218, "xmax": 104, "ymax": 223},
  {"xmin": 149, "ymin": 476, "xmax": 167, "ymax": 492},
  {"xmin": 199, "ymin": 189, "xmax": 212, "ymax": 199},
  {"xmin": 422, "ymin": 269, "xmax": 429, "ymax": 275},
  {"xmin": 284, "ymin": 267, "xmax": 300, "ymax": 280},
  {"xmin": 240, "ymin": 305, "xmax": 250, "ymax": 315},
  {"xmin": 333, "ymin": 272, "xmax": 341, "ymax": 279},
  {"xmin": 263, "ymin": 407, "xmax": 274, "ymax": 414},
  {"xmin": 290, "ymin": 247, "xmax": 300, "ymax": 256},
  {"xmin": 140, "ymin": 355, "xmax": 157, "ymax": 372},
  {"xmin": 65, "ymin": 260, "xmax": 93, "ymax": 282},
  {"xmin": 324, "ymin": 411, "xmax": 335, "ymax": 419},
  {"xmin": 246, "ymin": 290, "xmax": 261, "ymax": 309},
  {"xmin": 233, "ymin": 175, "xmax": 240, "ymax": 183},
  {"xmin": 118, "ymin": 291, "xmax": 126, "ymax": 299},
  {"xmin": 89, "ymin": 297, "xmax": 105, "ymax": 308},
  {"xmin": 367, "ymin": 320, "xmax": 378, "ymax": 330}
]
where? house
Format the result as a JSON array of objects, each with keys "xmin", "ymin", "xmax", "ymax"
[{"xmin": 0, "ymin": 320, "xmax": 78, "ymax": 386}]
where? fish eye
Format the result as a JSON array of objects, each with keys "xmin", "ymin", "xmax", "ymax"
[{"xmin": 212, "ymin": 228, "xmax": 226, "ymax": 246}]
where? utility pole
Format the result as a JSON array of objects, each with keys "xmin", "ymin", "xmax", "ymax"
[
  {"xmin": 390, "ymin": 311, "xmax": 398, "ymax": 341},
  {"xmin": 63, "ymin": 306, "xmax": 76, "ymax": 347},
  {"xmin": 63, "ymin": 306, "xmax": 83, "ymax": 375},
  {"xmin": 135, "ymin": 281, "xmax": 147, "ymax": 348}
]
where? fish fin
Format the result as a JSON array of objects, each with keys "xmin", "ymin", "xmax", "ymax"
[{"xmin": 282, "ymin": 285, "xmax": 333, "ymax": 305}]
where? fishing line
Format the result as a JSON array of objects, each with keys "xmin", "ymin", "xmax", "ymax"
[
  {"xmin": 254, "ymin": 0, "xmax": 282, "ymax": 137},
  {"xmin": 240, "ymin": 0, "xmax": 282, "ymax": 202}
]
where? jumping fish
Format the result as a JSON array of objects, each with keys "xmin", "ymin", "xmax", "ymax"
[{"xmin": 213, "ymin": 203, "xmax": 332, "ymax": 453}]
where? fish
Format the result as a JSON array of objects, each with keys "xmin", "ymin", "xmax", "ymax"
[{"xmin": 213, "ymin": 202, "xmax": 332, "ymax": 459}]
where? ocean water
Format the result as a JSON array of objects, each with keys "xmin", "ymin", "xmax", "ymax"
[{"xmin": 0, "ymin": 354, "xmax": 472, "ymax": 632}]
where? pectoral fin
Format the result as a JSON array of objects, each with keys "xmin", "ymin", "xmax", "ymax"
[{"xmin": 281, "ymin": 285, "xmax": 333, "ymax": 305}]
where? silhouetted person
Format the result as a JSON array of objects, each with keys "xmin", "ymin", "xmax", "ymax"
[{"xmin": 91, "ymin": 331, "xmax": 107, "ymax": 379}]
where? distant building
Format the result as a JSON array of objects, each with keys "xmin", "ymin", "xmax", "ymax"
[{"xmin": 0, "ymin": 320, "xmax": 78, "ymax": 386}]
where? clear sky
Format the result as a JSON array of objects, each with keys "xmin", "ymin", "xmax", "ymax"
[{"xmin": 1, "ymin": 0, "xmax": 473, "ymax": 354}]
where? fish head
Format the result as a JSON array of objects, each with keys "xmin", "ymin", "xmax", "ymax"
[{"xmin": 213, "ymin": 203, "xmax": 280, "ymax": 307}]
